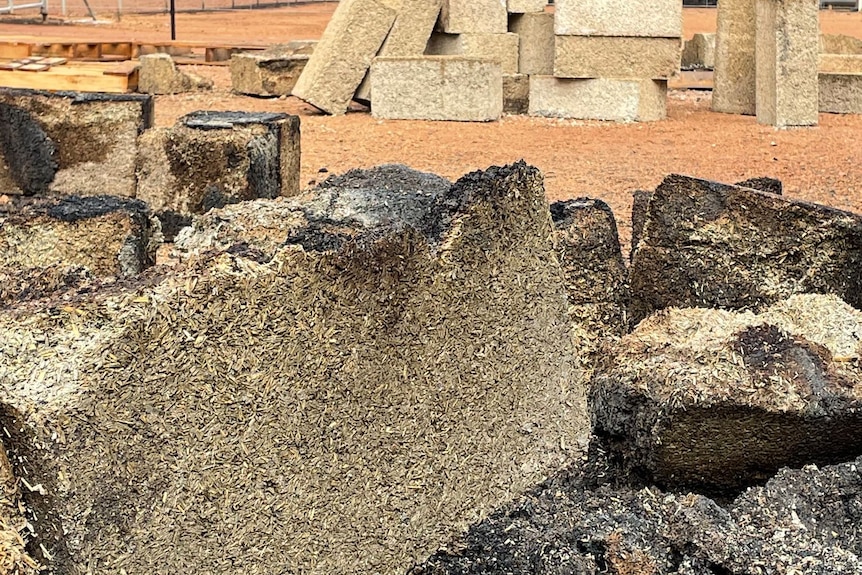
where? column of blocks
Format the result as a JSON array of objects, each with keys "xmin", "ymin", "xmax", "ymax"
[
  {"xmin": 536, "ymin": 0, "xmax": 680, "ymax": 121},
  {"xmin": 755, "ymin": 0, "xmax": 819, "ymax": 127},
  {"xmin": 713, "ymin": 0, "xmax": 757, "ymax": 115}
]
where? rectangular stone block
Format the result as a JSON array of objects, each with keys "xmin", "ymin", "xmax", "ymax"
[
  {"xmin": 713, "ymin": 0, "xmax": 756, "ymax": 114},
  {"xmin": 503, "ymin": 73, "xmax": 529, "ymax": 114},
  {"xmin": 0, "ymin": 89, "xmax": 152, "ymax": 197},
  {"xmin": 508, "ymin": 12, "xmax": 554, "ymax": 75},
  {"xmin": 136, "ymin": 111, "xmax": 301, "ymax": 239},
  {"xmin": 507, "ymin": 0, "xmax": 545, "ymax": 14},
  {"xmin": 291, "ymin": 0, "xmax": 396, "ymax": 115},
  {"xmin": 755, "ymin": 0, "xmax": 819, "ymax": 127},
  {"xmin": 230, "ymin": 48, "xmax": 309, "ymax": 97},
  {"xmin": 371, "ymin": 56, "xmax": 502, "ymax": 121},
  {"xmin": 819, "ymin": 72, "xmax": 862, "ymax": 114},
  {"xmin": 553, "ymin": 36, "xmax": 681, "ymax": 79},
  {"xmin": 554, "ymin": 0, "xmax": 681, "ymax": 37},
  {"xmin": 529, "ymin": 76, "xmax": 666, "ymax": 122},
  {"xmin": 681, "ymin": 33, "xmax": 716, "ymax": 69},
  {"xmin": 426, "ymin": 32, "xmax": 519, "ymax": 74},
  {"xmin": 438, "ymin": 0, "xmax": 507, "ymax": 33},
  {"xmin": 820, "ymin": 33, "xmax": 862, "ymax": 55},
  {"xmin": 354, "ymin": 0, "xmax": 443, "ymax": 103},
  {"xmin": 819, "ymin": 53, "xmax": 862, "ymax": 74}
]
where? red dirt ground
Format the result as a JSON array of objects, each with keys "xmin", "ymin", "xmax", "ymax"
[{"xmin": 2, "ymin": 5, "xmax": 862, "ymax": 250}]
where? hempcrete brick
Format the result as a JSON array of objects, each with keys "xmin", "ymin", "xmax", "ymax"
[
  {"xmin": 426, "ymin": 32, "xmax": 519, "ymax": 74},
  {"xmin": 553, "ymin": 0, "xmax": 681, "ymax": 37},
  {"xmin": 755, "ymin": 0, "xmax": 819, "ymax": 127},
  {"xmin": 291, "ymin": 0, "xmax": 396, "ymax": 115},
  {"xmin": 508, "ymin": 12, "xmax": 554, "ymax": 75},
  {"xmin": 529, "ymin": 76, "xmax": 667, "ymax": 122},
  {"xmin": 553, "ymin": 36, "xmax": 681, "ymax": 80},
  {"xmin": 713, "ymin": 0, "xmax": 756, "ymax": 114},
  {"xmin": 371, "ymin": 56, "xmax": 502, "ymax": 121}
]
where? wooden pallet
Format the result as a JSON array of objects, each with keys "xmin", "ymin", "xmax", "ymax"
[
  {"xmin": 0, "ymin": 60, "xmax": 139, "ymax": 93},
  {"xmin": 0, "ymin": 37, "xmax": 267, "ymax": 64}
]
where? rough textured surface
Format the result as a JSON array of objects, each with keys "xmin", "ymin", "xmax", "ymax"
[
  {"xmin": 438, "ymin": 0, "xmax": 507, "ymax": 34},
  {"xmin": 0, "ymin": 195, "xmax": 158, "ymax": 302},
  {"xmin": 138, "ymin": 53, "xmax": 213, "ymax": 95},
  {"xmin": 681, "ymin": 32, "xmax": 715, "ymax": 69},
  {"xmin": 736, "ymin": 175, "xmax": 783, "ymax": 195},
  {"xmin": 529, "ymin": 76, "xmax": 667, "ymax": 122},
  {"xmin": 821, "ymin": 33, "xmax": 862, "ymax": 55},
  {"xmin": 371, "ymin": 57, "xmax": 502, "ymax": 121},
  {"xmin": 0, "ymin": 89, "xmax": 152, "ymax": 197},
  {"xmin": 820, "ymin": 72, "xmax": 862, "ymax": 114},
  {"xmin": 0, "ymin": 162, "xmax": 587, "ymax": 575},
  {"xmin": 354, "ymin": 0, "xmax": 442, "ymax": 103},
  {"xmin": 502, "ymin": 73, "xmax": 529, "ymax": 114},
  {"xmin": 592, "ymin": 294, "xmax": 862, "ymax": 492},
  {"xmin": 755, "ymin": 0, "xmax": 819, "ymax": 127},
  {"xmin": 230, "ymin": 48, "xmax": 309, "ymax": 97},
  {"xmin": 0, "ymin": 441, "xmax": 40, "ymax": 575},
  {"xmin": 292, "ymin": 0, "xmax": 396, "ymax": 115},
  {"xmin": 506, "ymin": 0, "xmax": 544, "ymax": 14},
  {"xmin": 136, "ymin": 111, "xmax": 301, "ymax": 238},
  {"xmin": 629, "ymin": 174, "xmax": 862, "ymax": 323},
  {"xmin": 551, "ymin": 198, "xmax": 629, "ymax": 364},
  {"xmin": 554, "ymin": 0, "xmax": 681, "ymax": 37},
  {"xmin": 425, "ymin": 33, "xmax": 519, "ymax": 74},
  {"xmin": 507, "ymin": 12, "xmax": 553, "ymax": 75},
  {"xmin": 713, "ymin": 0, "xmax": 756, "ymax": 114},
  {"xmin": 553, "ymin": 36, "xmax": 681, "ymax": 80},
  {"xmin": 413, "ymin": 453, "xmax": 862, "ymax": 574},
  {"xmin": 820, "ymin": 53, "xmax": 862, "ymax": 74}
]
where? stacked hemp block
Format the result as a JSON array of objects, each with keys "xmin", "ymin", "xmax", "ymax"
[{"xmin": 529, "ymin": 0, "xmax": 681, "ymax": 121}]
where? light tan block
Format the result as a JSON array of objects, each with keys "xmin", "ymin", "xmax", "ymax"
[
  {"xmin": 230, "ymin": 50, "xmax": 309, "ymax": 97},
  {"xmin": 508, "ymin": 12, "xmax": 554, "ymax": 75},
  {"xmin": 713, "ymin": 0, "xmax": 756, "ymax": 114},
  {"xmin": 819, "ymin": 72, "xmax": 862, "ymax": 114},
  {"xmin": 681, "ymin": 33, "xmax": 716, "ymax": 69},
  {"xmin": 529, "ymin": 76, "xmax": 666, "ymax": 122},
  {"xmin": 439, "ymin": 0, "xmax": 507, "ymax": 33},
  {"xmin": 755, "ymin": 0, "xmax": 819, "ymax": 127},
  {"xmin": 371, "ymin": 56, "xmax": 502, "ymax": 121},
  {"xmin": 819, "ymin": 54, "xmax": 862, "ymax": 74},
  {"xmin": 507, "ymin": 0, "xmax": 545, "ymax": 14},
  {"xmin": 554, "ymin": 0, "xmax": 681, "ymax": 37},
  {"xmin": 354, "ymin": 0, "xmax": 443, "ymax": 103},
  {"xmin": 292, "ymin": 0, "xmax": 396, "ymax": 115},
  {"xmin": 503, "ymin": 73, "xmax": 529, "ymax": 114},
  {"xmin": 426, "ymin": 32, "xmax": 519, "ymax": 74},
  {"xmin": 820, "ymin": 33, "xmax": 862, "ymax": 55},
  {"xmin": 553, "ymin": 36, "xmax": 681, "ymax": 79}
]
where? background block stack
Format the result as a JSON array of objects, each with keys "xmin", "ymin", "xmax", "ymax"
[{"xmin": 529, "ymin": 0, "xmax": 681, "ymax": 121}]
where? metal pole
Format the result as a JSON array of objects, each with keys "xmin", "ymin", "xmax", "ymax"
[{"xmin": 170, "ymin": 0, "xmax": 176, "ymax": 40}]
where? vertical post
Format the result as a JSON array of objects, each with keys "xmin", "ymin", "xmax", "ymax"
[
  {"xmin": 170, "ymin": 0, "xmax": 176, "ymax": 40},
  {"xmin": 61, "ymin": 0, "xmax": 66, "ymax": 16}
]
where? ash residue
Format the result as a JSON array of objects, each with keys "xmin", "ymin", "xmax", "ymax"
[
  {"xmin": 182, "ymin": 110, "xmax": 288, "ymax": 130},
  {"xmin": 293, "ymin": 164, "xmax": 451, "ymax": 250},
  {"xmin": 0, "ymin": 103, "xmax": 57, "ymax": 195},
  {"xmin": 45, "ymin": 195, "xmax": 150, "ymax": 223},
  {"xmin": 413, "ymin": 454, "xmax": 862, "ymax": 575}
]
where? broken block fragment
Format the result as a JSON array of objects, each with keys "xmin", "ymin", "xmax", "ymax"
[
  {"xmin": 0, "ymin": 162, "xmax": 586, "ymax": 575},
  {"xmin": 136, "ymin": 111, "xmax": 301, "ymax": 239}
]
